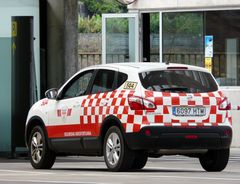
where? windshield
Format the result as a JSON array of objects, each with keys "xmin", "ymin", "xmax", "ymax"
[{"xmin": 139, "ymin": 70, "xmax": 218, "ymax": 93}]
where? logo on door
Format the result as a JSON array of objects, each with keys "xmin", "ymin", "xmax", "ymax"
[{"xmin": 57, "ymin": 108, "xmax": 72, "ymax": 117}]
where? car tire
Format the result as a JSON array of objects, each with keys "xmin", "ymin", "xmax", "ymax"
[
  {"xmin": 29, "ymin": 126, "xmax": 56, "ymax": 169},
  {"xmin": 103, "ymin": 126, "xmax": 135, "ymax": 172},
  {"xmin": 131, "ymin": 153, "xmax": 148, "ymax": 170},
  {"xmin": 199, "ymin": 149, "xmax": 229, "ymax": 172}
]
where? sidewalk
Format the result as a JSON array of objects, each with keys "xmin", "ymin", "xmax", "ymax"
[{"xmin": 230, "ymin": 148, "xmax": 240, "ymax": 158}]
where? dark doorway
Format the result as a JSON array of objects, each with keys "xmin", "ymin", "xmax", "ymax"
[
  {"xmin": 11, "ymin": 16, "xmax": 36, "ymax": 152},
  {"xmin": 142, "ymin": 13, "xmax": 150, "ymax": 62},
  {"xmin": 142, "ymin": 13, "xmax": 160, "ymax": 62}
]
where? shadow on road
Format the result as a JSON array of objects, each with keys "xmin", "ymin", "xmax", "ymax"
[{"xmin": 51, "ymin": 167, "xmax": 203, "ymax": 173}]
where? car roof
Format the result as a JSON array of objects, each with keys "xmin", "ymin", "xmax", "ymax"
[
  {"xmin": 61, "ymin": 62, "xmax": 213, "ymax": 93},
  {"xmin": 90, "ymin": 62, "xmax": 210, "ymax": 74}
]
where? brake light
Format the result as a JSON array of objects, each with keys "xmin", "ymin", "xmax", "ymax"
[
  {"xmin": 219, "ymin": 97, "xmax": 231, "ymax": 110},
  {"xmin": 128, "ymin": 96, "xmax": 156, "ymax": 110}
]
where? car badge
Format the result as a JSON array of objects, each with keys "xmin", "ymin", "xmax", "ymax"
[{"xmin": 187, "ymin": 94, "xmax": 194, "ymax": 100}]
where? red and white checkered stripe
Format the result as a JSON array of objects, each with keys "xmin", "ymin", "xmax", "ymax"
[{"xmin": 78, "ymin": 89, "xmax": 230, "ymax": 134}]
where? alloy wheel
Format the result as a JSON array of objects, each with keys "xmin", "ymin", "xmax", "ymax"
[
  {"xmin": 106, "ymin": 132, "xmax": 121, "ymax": 166},
  {"xmin": 31, "ymin": 132, "xmax": 43, "ymax": 164}
]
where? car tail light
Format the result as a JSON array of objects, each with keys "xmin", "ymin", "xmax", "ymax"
[
  {"xmin": 218, "ymin": 97, "xmax": 231, "ymax": 110},
  {"xmin": 128, "ymin": 96, "xmax": 156, "ymax": 110}
]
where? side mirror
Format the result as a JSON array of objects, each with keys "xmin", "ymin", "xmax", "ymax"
[{"xmin": 45, "ymin": 88, "xmax": 58, "ymax": 99}]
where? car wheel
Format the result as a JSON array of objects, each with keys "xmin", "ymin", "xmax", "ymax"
[
  {"xmin": 131, "ymin": 153, "xmax": 148, "ymax": 170},
  {"xmin": 103, "ymin": 126, "xmax": 135, "ymax": 172},
  {"xmin": 29, "ymin": 126, "xmax": 56, "ymax": 169},
  {"xmin": 199, "ymin": 149, "xmax": 229, "ymax": 172}
]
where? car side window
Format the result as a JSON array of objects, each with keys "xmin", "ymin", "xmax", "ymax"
[
  {"xmin": 116, "ymin": 72, "xmax": 128, "ymax": 89},
  {"xmin": 91, "ymin": 69, "xmax": 115, "ymax": 94},
  {"xmin": 61, "ymin": 70, "xmax": 94, "ymax": 99}
]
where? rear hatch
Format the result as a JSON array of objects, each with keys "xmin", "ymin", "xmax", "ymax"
[{"xmin": 139, "ymin": 67, "xmax": 227, "ymax": 126}]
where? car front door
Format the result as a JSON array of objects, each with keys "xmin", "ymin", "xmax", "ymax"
[{"xmin": 47, "ymin": 70, "xmax": 95, "ymax": 139}]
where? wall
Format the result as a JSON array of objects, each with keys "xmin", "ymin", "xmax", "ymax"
[
  {"xmin": 129, "ymin": 0, "xmax": 240, "ymax": 10},
  {"xmin": 47, "ymin": 0, "xmax": 78, "ymax": 88},
  {"xmin": 0, "ymin": 38, "xmax": 11, "ymax": 153},
  {"xmin": 221, "ymin": 88, "xmax": 240, "ymax": 147},
  {"xmin": 47, "ymin": 0, "xmax": 65, "ymax": 88},
  {"xmin": 0, "ymin": 0, "xmax": 39, "ymax": 153}
]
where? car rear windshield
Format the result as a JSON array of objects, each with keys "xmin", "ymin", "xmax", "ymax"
[{"xmin": 139, "ymin": 70, "xmax": 218, "ymax": 93}]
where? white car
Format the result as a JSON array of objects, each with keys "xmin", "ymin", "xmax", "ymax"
[{"xmin": 25, "ymin": 62, "xmax": 232, "ymax": 172}]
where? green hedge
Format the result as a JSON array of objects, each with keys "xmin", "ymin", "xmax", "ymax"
[
  {"xmin": 78, "ymin": 15, "xmax": 102, "ymax": 33},
  {"xmin": 78, "ymin": 0, "xmax": 127, "ymax": 33},
  {"xmin": 80, "ymin": 0, "xmax": 126, "ymax": 15}
]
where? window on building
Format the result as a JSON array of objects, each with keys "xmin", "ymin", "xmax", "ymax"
[
  {"xmin": 150, "ymin": 13, "xmax": 160, "ymax": 62},
  {"xmin": 162, "ymin": 10, "xmax": 240, "ymax": 86},
  {"xmin": 206, "ymin": 10, "xmax": 240, "ymax": 86},
  {"xmin": 162, "ymin": 12, "xmax": 204, "ymax": 67}
]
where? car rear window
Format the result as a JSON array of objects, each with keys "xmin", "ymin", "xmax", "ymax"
[{"xmin": 139, "ymin": 70, "xmax": 218, "ymax": 93}]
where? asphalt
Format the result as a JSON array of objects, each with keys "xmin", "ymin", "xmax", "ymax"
[{"xmin": 0, "ymin": 148, "xmax": 239, "ymax": 184}]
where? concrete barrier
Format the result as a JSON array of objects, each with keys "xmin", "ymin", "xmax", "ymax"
[{"xmin": 221, "ymin": 87, "xmax": 240, "ymax": 148}]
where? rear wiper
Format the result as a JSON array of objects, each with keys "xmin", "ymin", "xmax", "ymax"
[{"xmin": 160, "ymin": 87, "xmax": 189, "ymax": 92}]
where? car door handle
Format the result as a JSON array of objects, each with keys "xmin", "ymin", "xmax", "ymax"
[{"xmin": 100, "ymin": 99, "xmax": 109, "ymax": 106}]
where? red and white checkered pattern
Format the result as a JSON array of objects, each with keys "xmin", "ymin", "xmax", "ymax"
[
  {"xmin": 78, "ymin": 89, "xmax": 230, "ymax": 134},
  {"xmin": 143, "ymin": 90, "xmax": 228, "ymax": 127},
  {"xmin": 80, "ymin": 90, "xmax": 148, "ymax": 133}
]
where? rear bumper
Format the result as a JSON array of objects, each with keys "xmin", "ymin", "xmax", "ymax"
[{"xmin": 125, "ymin": 126, "xmax": 232, "ymax": 151}]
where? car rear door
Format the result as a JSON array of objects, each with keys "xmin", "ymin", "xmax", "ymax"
[{"xmin": 79, "ymin": 69, "xmax": 117, "ymax": 136}]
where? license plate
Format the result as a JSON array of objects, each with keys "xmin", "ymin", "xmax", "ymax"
[{"xmin": 172, "ymin": 106, "xmax": 206, "ymax": 116}]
